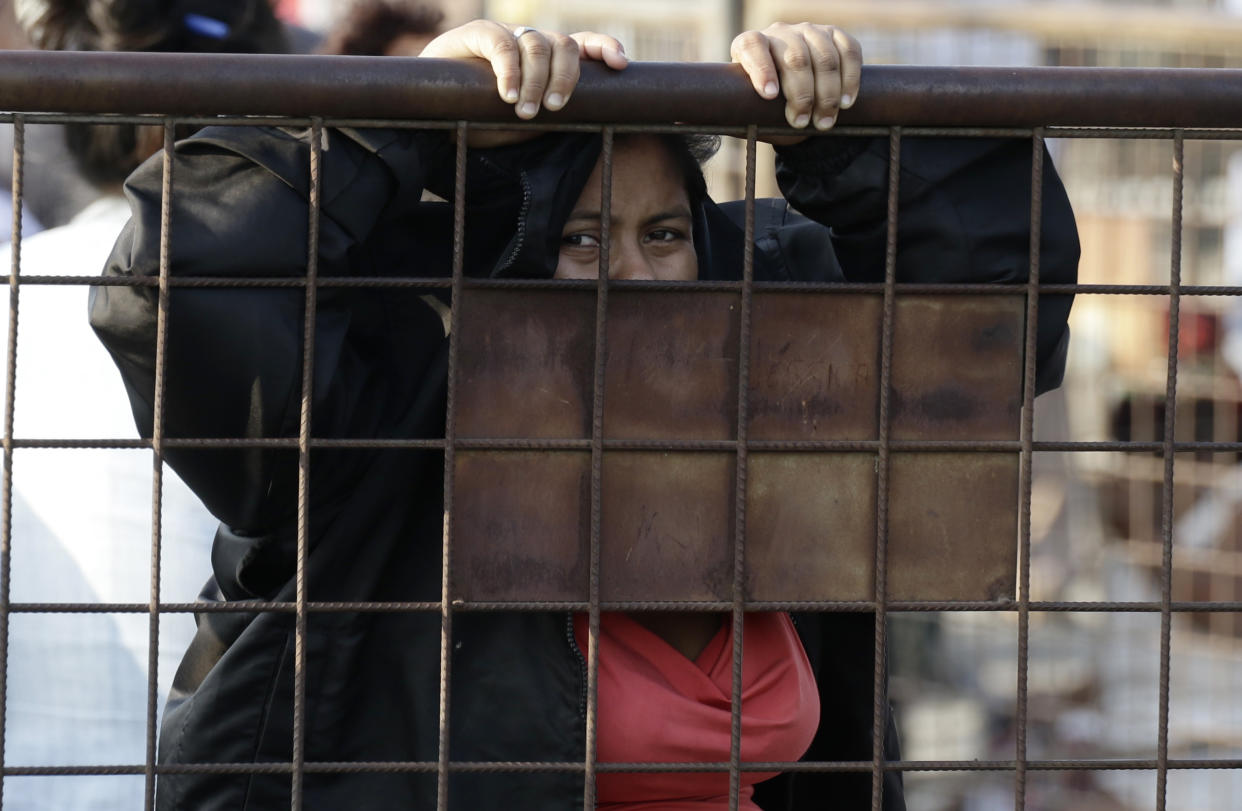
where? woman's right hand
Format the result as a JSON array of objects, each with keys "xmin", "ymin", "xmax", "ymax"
[{"xmin": 420, "ymin": 20, "xmax": 628, "ymax": 121}]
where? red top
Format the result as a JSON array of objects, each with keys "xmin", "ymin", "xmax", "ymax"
[{"xmin": 573, "ymin": 611, "xmax": 820, "ymax": 810}]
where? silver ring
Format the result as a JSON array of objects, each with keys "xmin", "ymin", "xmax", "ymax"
[{"xmin": 512, "ymin": 26, "xmax": 539, "ymax": 40}]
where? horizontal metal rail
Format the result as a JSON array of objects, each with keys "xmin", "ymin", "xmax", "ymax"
[{"xmin": 0, "ymin": 52, "xmax": 1241, "ymax": 127}]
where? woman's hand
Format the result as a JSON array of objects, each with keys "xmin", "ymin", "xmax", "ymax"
[
  {"xmin": 421, "ymin": 19, "xmax": 628, "ymax": 120},
  {"xmin": 730, "ymin": 22, "xmax": 862, "ymax": 142}
]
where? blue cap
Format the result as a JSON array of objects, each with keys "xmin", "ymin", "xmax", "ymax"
[{"xmin": 183, "ymin": 12, "xmax": 231, "ymax": 40}]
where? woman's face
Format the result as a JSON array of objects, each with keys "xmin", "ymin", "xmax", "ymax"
[{"xmin": 555, "ymin": 136, "xmax": 698, "ymax": 282}]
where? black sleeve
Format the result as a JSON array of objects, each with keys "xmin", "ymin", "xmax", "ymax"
[
  {"xmin": 89, "ymin": 125, "xmax": 453, "ymax": 532},
  {"xmin": 775, "ymin": 136, "xmax": 1079, "ymax": 395}
]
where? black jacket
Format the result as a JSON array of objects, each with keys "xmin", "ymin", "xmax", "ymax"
[{"xmin": 89, "ymin": 125, "xmax": 1079, "ymax": 810}]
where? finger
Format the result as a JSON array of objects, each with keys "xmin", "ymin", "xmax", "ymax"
[
  {"xmin": 514, "ymin": 30, "xmax": 553, "ymax": 119},
  {"xmin": 543, "ymin": 33, "xmax": 580, "ymax": 111},
  {"xmin": 474, "ymin": 24, "xmax": 522, "ymax": 104},
  {"xmin": 770, "ymin": 34, "xmax": 815, "ymax": 129},
  {"xmin": 801, "ymin": 25, "xmax": 843, "ymax": 130},
  {"xmin": 833, "ymin": 27, "xmax": 863, "ymax": 108},
  {"xmin": 571, "ymin": 31, "xmax": 628, "ymax": 70},
  {"xmin": 730, "ymin": 30, "xmax": 779, "ymax": 99}
]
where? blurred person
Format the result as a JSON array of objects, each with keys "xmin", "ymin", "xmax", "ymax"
[
  {"xmin": 89, "ymin": 17, "xmax": 1078, "ymax": 811},
  {"xmin": 0, "ymin": 0, "xmax": 82, "ymax": 234},
  {"xmin": 0, "ymin": 0, "xmax": 290, "ymax": 807},
  {"xmin": 320, "ymin": 0, "xmax": 443, "ymax": 56}
]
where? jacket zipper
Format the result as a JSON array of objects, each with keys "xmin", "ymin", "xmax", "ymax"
[
  {"xmin": 565, "ymin": 612, "xmax": 588, "ymax": 721},
  {"xmin": 476, "ymin": 155, "xmax": 532, "ymax": 277}
]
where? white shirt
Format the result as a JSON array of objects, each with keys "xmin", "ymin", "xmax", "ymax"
[{"xmin": 0, "ymin": 196, "xmax": 218, "ymax": 809}]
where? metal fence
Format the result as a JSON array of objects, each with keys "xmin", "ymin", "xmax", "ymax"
[{"xmin": 2, "ymin": 52, "xmax": 1241, "ymax": 811}]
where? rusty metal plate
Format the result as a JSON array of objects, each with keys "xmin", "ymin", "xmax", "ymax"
[
  {"xmin": 456, "ymin": 290, "xmax": 595, "ymax": 439},
  {"xmin": 748, "ymin": 294, "xmax": 882, "ymax": 441},
  {"xmin": 603, "ymin": 292, "xmax": 738, "ymax": 440},
  {"xmin": 452, "ymin": 290, "xmax": 1024, "ymax": 603},
  {"xmin": 599, "ymin": 452, "xmax": 734, "ymax": 601},
  {"xmin": 453, "ymin": 450, "xmax": 733, "ymax": 602},
  {"xmin": 452, "ymin": 451, "xmax": 590, "ymax": 601},
  {"xmin": 888, "ymin": 452, "xmax": 1019, "ymax": 601},
  {"xmin": 891, "ymin": 295, "xmax": 1024, "ymax": 441},
  {"xmin": 745, "ymin": 453, "xmax": 875, "ymax": 601}
]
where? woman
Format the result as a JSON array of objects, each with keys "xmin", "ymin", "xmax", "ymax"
[{"xmin": 89, "ymin": 19, "xmax": 1078, "ymax": 810}]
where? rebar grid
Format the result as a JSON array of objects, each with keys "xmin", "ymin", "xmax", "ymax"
[{"xmin": 1, "ymin": 62, "xmax": 1238, "ymax": 811}]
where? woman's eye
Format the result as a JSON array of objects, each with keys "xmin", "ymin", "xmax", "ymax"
[
  {"xmin": 647, "ymin": 228, "xmax": 683, "ymax": 244},
  {"xmin": 563, "ymin": 233, "xmax": 600, "ymax": 248}
]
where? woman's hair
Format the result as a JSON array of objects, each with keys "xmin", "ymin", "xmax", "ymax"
[
  {"xmin": 17, "ymin": 0, "xmax": 290, "ymax": 187},
  {"xmin": 653, "ymin": 133, "xmax": 721, "ymax": 207},
  {"xmin": 319, "ymin": 0, "xmax": 444, "ymax": 57}
]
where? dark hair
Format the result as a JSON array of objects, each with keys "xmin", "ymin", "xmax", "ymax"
[
  {"xmin": 651, "ymin": 133, "xmax": 720, "ymax": 207},
  {"xmin": 319, "ymin": 0, "xmax": 444, "ymax": 56},
  {"xmin": 18, "ymin": 0, "xmax": 290, "ymax": 188}
]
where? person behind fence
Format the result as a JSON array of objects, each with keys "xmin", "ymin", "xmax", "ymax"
[
  {"xmin": 319, "ymin": 0, "xmax": 444, "ymax": 57},
  {"xmin": 88, "ymin": 18, "xmax": 1079, "ymax": 811}
]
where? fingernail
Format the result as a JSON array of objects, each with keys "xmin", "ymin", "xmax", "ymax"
[
  {"xmin": 763, "ymin": 81, "xmax": 779, "ymax": 98},
  {"xmin": 519, "ymin": 102, "xmax": 538, "ymax": 118},
  {"xmin": 604, "ymin": 46, "xmax": 626, "ymax": 63},
  {"xmin": 815, "ymin": 114, "xmax": 836, "ymax": 130},
  {"xmin": 504, "ymin": 88, "xmax": 518, "ymax": 103},
  {"xmin": 841, "ymin": 93, "xmax": 854, "ymax": 108},
  {"xmin": 793, "ymin": 113, "xmax": 810, "ymax": 128},
  {"xmin": 546, "ymin": 92, "xmax": 565, "ymax": 110}
]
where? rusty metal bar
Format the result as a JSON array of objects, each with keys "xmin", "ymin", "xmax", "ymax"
[
  {"xmin": 727, "ymin": 126, "xmax": 758, "ymax": 811},
  {"xmin": 436, "ymin": 120, "xmax": 469, "ymax": 811},
  {"xmin": 13, "ymin": 598, "xmax": 1242, "ymax": 614},
  {"xmin": 9, "ymin": 113, "xmax": 1242, "ymax": 144},
  {"xmin": 8, "ymin": 756, "xmax": 1242, "ymax": 776},
  {"xmin": 871, "ymin": 127, "xmax": 901, "ymax": 811},
  {"xmin": 6, "ymin": 272, "xmax": 1242, "ymax": 298},
  {"xmin": 1155, "ymin": 131, "xmax": 1184, "ymax": 811},
  {"xmin": 0, "ymin": 113, "xmax": 21, "ymax": 811},
  {"xmin": 6, "ymin": 756, "xmax": 1242, "ymax": 775},
  {"xmin": 583, "ymin": 127, "xmax": 614, "ymax": 811},
  {"xmin": 12, "ymin": 436, "xmax": 1242, "ymax": 453},
  {"xmin": 1013, "ymin": 128, "xmax": 1046, "ymax": 811},
  {"xmin": 144, "ymin": 118, "xmax": 176, "ymax": 811},
  {"xmin": 290, "ymin": 116, "xmax": 325, "ymax": 811},
  {"xmin": 0, "ymin": 275, "xmax": 1238, "ymax": 299},
  {"xmin": 0, "ymin": 113, "xmax": 1200, "ymax": 145},
  {"xmin": 3, "ymin": 55, "xmax": 1242, "ymax": 127},
  {"xmin": 19, "ymin": 436, "xmax": 1242, "ymax": 453}
]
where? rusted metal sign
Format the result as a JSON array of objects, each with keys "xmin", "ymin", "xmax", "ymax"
[{"xmin": 453, "ymin": 290, "xmax": 1023, "ymax": 603}]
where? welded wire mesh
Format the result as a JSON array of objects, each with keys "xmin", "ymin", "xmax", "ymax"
[{"xmin": 0, "ymin": 55, "xmax": 1236, "ymax": 811}]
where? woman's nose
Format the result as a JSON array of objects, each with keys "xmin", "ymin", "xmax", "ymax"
[{"xmin": 608, "ymin": 240, "xmax": 656, "ymax": 281}]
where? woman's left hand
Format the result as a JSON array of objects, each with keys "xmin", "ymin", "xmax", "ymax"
[{"xmin": 730, "ymin": 22, "xmax": 862, "ymax": 141}]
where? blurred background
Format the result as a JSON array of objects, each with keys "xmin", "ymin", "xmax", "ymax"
[{"xmin": 268, "ymin": 1, "xmax": 1238, "ymax": 809}]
